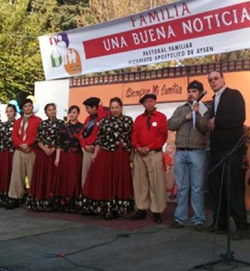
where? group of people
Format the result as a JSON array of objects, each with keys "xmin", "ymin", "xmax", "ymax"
[{"xmin": 0, "ymin": 70, "xmax": 249, "ymax": 240}]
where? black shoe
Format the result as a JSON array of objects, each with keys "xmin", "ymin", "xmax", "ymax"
[
  {"xmin": 153, "ymin": 213, "xmax": 162, "ymax": 224},
  {"xmin": 194, "ymin": 223, "xmax": 204, "ymax": 232},
  {"xmin": 5, "ymin": 199, "xmax": 19, "ymax": 210},
  {"xmin": 169, "ymin": 221, "xmax": 185, "ymax": 229},
  {"xmin": 130, "ymin": 210, "xmax": 147, "ymax": 220},
  {"xmin": 65, "ymin": 199, "xmax": 75, "ymax": 213},
  {"xmin": 231, "ymin": 225, "xmax": 250, "ymax": 240},
  {"xmin": 205, "ymin": 223, "xmax": 227, "ymax": 234},
  {"xmin": 231, "ymin": 230, "xmax": 250, "ymax": 240}
]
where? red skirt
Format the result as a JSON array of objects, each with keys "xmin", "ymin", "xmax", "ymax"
[
  {"xmin": 0, "ymin": 149, "xmax": 14, "ymax": 202},
  {"xmin": 79, "ymin": 145, "xmax": 134, "ymax": 218},
  {"xmin": 26, "ymin": 149, "xmax": 57, "ymax": 211},
  {"xmin": 53, "ymin": 151, "xmax": 82, "ymax": 199},
  {"xmin": 30, "ymin": 149, "xmax": 56, "ymax": 199}
]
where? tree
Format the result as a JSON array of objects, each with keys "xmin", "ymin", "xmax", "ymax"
[
  {"xmin": 0, "ymin": 0, "xmax": 57, "ymax": 103},
  {"xmin": 89, "ymin": 0, "xmax": 175, "ymax": 23},
  {"xmin": 0, "ymin": 0, "xmax": 92, "ymax": 103}
]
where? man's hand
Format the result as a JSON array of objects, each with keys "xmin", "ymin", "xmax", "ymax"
[
  {"xmin": 85, "ymin": 145, "xmax": 95, "ymax": 153},
  {"xmin": 185, "ymin": 112, "xmax": 192, "ymax": 120},
  {"xmin": 23, "ymin": 147, "xmax": 31, "ymax": 153},
  {"xmin": 192, "ymin": 102, "xmax": 199, "ymax": 113},
  {"xmin": 20, "ymin": 143, "xmax": 31, "ymax": 153},
  {"xmin": 20, "ymin": 143, "xmax": 28, "ymax": 150},
  {"xmin": 208, "ymin": 118, "xmax": 215, "ymax": 132},
  {"xmin": 138, "ymin": 147, "xmax": 149, "ymax": 156}
]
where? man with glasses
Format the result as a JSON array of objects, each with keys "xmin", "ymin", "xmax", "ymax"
[{"xmin": 207, "ymin": 71, "xmax": 249, "ymax": 240}]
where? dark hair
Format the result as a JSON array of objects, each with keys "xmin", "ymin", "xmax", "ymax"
[
  {"xmin": 68, "ymin": 105, "xmax": 80, "ymax": 114},
  {"xmin": 208, "ymin": 70, "xmax": 224, "ymax": 78},
  {"xmin": 110, "ymin": 97, "xmax": 123, "ymax": 107},
  {"xmin": 83, "ymin": 97, "xmax": 100, "ymax": 108},
  {"xmin": 6, "ymin": 104, "xmax": 17, "ymax": 113},
  {"xmin": 21, "ymin": 98, "xmax": 33, "ymax": 109},
  {"xmin": 44, "ymin": 103, "xmax": 56, "ymax": 113}
]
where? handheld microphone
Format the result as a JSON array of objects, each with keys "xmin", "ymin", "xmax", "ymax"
[{"xmin": 197, "ymin": 90, "xmax": 207, "ymax": 103}]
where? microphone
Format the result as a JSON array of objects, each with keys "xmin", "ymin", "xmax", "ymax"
[{"xmin": 197, "ymin": 90, "xmax": 207, "ymax": 103}]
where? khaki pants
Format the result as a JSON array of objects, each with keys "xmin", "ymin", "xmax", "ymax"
[
  {"xmin": 133, "ymin": 151, "xmax": 167, "ymax": 213},
  {"xmin": 81, "ymin": 150, "xmax": 94, "ymax": 186},
  {"xmin": 8, "ymin": 150, "xmax": 36, "ymax": 199}
]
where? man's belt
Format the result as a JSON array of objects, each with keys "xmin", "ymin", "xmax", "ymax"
[
  {"xmin": 149, "ymin": 148, "xmax": 162, "ymax": 153},
  {"xmin": 177, "ymin": 148, "xmax": 202, "ymax": 151}
]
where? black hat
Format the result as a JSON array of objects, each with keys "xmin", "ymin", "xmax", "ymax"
[
  {"xmin": 188, "ymin": 80, "xmax": 204, "ymax": 92},
  {"xmin": 20, "ymin": 99, "xmax": 33, "ymax": 109},
  {"xmin": 83, "ymin": 97, "xmax": 100, "ymax": 107},
  {"xmin": 139, "ymin": 93, "xmax": 157, "ymax": 104}
]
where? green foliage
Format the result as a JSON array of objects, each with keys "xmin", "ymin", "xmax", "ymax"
[
  {"xmin": 0, "ymin": 0, "xmax": 53, "ymax": 102},
  {"xmin": 0, "ymin": 0, "xmax": 92, "ymax": 103}
]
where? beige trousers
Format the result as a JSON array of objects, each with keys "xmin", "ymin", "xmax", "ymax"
[
  {"xmin": 133, "ymin": 151, "xmax": 167, "ymax": 213},
  {"xmin": 8, "ymin": 150, "xmax": 36, "ymax": 199},
  {"xmin": 81, "ymin": 150, "xmax": 94, "ymax": 186}
]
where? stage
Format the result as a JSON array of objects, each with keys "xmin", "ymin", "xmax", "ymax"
[{"xmin": 0, "ymin": 204, "xmax": 249, "ymax": 271}]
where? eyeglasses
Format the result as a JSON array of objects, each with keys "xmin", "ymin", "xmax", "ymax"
[{"xmin": 208, "ymin": 76, "xmax": 220, "ymax": 82}]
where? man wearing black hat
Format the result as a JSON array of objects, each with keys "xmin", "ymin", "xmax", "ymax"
[
  {"xmin": 78, "ymin": 97, "xmax": 108, "ymax": 186},
  {"xmin": 6, "ymin": 99, "xmax": 41, "ymax": 209},
  {"xmin": 168, "ymin": 80, "xmax": 209, "ymax": 231},
  {"xmin": 132, "ymin": 93, "xmax": 168, "ymax": 223}
]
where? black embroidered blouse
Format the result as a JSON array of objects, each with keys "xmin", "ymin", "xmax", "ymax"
[
  {"xmin": 96, "ymin": 115, "xmax": 133, "ymax": 152},
  {"xmin": 58, "ymin": 121, "xmax": 83, "ymax": 153},
  {"xmin": 36, "ymin": 118, "xmax": 64, "ymax": 148},
  {"xmin": 3, "ymin": 120, "xmax": 15, "ymax": 152},
  {"xmin": 0, "ymin": 122, "xmax": 4, "ymax": 151},
  {"xmin": 0, "ymin": 120, "xmax": 15, "ymax": 152}
]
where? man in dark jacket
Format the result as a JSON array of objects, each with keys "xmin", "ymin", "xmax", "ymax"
[{"xmin": 207, "ymin": 70, "xmax": 249, "ymax": 240}]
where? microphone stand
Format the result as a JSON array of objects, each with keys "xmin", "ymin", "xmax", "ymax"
[{"xmin": 189, "ymin": 128, "xmax": 250, "ymax": 270}]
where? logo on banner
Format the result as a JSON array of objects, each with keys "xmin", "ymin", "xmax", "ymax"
[{"xmin": 49, "ymin": 33, "xmax": 82, "ymax": 75}]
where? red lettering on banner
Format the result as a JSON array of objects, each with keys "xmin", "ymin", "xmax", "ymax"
[
  {"xmin": 129, "ymin": 3, "xmax": 190, "ymax": 28},
  {"xmin": 83, "ymin": 3, "xmax": 250, "ymax": 59}
]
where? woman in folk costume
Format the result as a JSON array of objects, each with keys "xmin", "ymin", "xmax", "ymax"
[
  {"xmin": 53, "ymin": 105, "xmax": 83, "ymax": 212},
  {"xmin": 26, "ymin": 103, "xmax": 64, "ymax": 211},
  {"xmin": 0, "ymin": 105, "xmax": 16, "ymax": 206},
  {"xmin": 79, "ymin": 97, "xmax": 134, "ymax": 220}
]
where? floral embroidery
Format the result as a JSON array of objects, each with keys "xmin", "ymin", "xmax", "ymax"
[
  {"xmin": 58, "ymin": 122, "xmax": 83, "ymax": 153},
  {"xmin": 36, "ymin": 119, "xmax": 64, "ymax": 148},
  {"xmin": 96, "ymin": 115, "xmax": 133, "ymax": 152}
]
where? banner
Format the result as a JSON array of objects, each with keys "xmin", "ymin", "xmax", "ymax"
[
  {"xmin": 39, "ymin": 0, "xmax": 250, "ymax": 80},
  {"xmin": 69, "ymin": 77, "xmax": 188, "ymax": 122}
]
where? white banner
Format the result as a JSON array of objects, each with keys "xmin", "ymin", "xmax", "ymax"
[{"xmin": 39, "ymin": 0, "xmax": 250, "ymax": 80}]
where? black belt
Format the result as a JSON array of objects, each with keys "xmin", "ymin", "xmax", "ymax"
[
  {"xmin": 152, "ymin": 148, "xmax": 162, "ymax": 153},
  {"xmin": 177, "ymin": 148, "xmax": 202, "ymax": 151}
]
